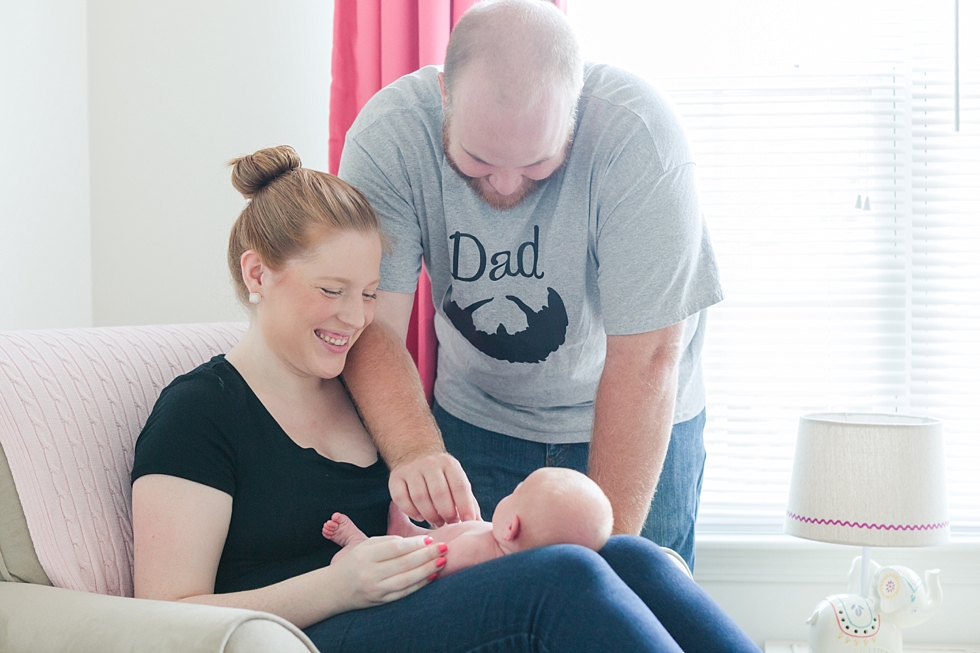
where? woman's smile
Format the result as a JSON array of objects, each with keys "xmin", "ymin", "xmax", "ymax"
[{"xmin": 315, "ymin": 328, "xmax": 352, "ymax": 351}]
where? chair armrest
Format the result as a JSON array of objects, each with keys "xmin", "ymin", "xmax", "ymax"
[
  {"xmin": 0, "ymin": 582, "xmax": 320, "ymax": 653},
  {"xmin": 660, "ymin": 546, "xmax": 693, "ymax": 578}
]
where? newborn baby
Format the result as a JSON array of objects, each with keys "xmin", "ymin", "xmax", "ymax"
[{"xmin": 323, "ymin": 467, "xmax": 614, "ymax": 576}]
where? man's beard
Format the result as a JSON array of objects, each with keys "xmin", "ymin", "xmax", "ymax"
[{"xmin": 442, "ymin": 121, "xmax": 554, "ymax": 211}]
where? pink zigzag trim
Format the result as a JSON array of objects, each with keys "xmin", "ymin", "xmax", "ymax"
[{"xmin": 786, "ymin": 511, "xmax": 949, "ymax": 532}]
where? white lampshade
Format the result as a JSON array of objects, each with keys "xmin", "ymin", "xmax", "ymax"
[{"xmin": 785, "ymin": 413, "xmax": 950, "ymax": 547}]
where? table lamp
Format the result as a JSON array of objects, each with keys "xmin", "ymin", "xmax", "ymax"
[{"xmin": 784, "ymin": 413, "xmax": 949, "ymax": 653}]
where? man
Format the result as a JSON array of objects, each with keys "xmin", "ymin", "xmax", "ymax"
[{"xmin": 339, "ymin": 0, "xmax": 722, "ymax": 570}]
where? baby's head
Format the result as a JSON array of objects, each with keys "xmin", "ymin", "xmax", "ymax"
[{"xmin": 490, "ymin": 468, "xmax": 613, "ymax": 554}]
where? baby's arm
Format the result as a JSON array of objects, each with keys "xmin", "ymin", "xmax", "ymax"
[
  {"xmin": 387, "ymin": 502, "xmax": 499, "ymax": 574},
  {"xmin": 432, "ymin": 528, "xmax": 502, "ymax": 576},
  {"xmin": 426, "ymin": 520, "xmax": 491, "ymax": 543}
]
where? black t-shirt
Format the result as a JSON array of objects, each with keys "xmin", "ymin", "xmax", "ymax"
[{"xmin": 131, "ymin": 355, "xmax": 391, "ymax": 593}]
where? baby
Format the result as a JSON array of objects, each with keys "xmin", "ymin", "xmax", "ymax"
[{"xmin": 323, "ymin": 467, "xmax": 614, "ymax": 576}]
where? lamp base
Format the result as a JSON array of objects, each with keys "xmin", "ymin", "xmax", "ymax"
[
  {"xmin": 806, "ymin": 594, "xmax": 883, "ymax": 652},
  {"xmin": 804, "ymin": 560, "xmax": 943, "ymax": 653}
]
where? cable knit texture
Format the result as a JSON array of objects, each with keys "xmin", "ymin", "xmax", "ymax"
[{"xmin": 0, "ymin": 323, "xmax": 246, "ymax": 596}]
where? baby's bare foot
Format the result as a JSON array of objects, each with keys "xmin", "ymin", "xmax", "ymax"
[{"xmin": 322, "ymin": 512, "xmax": 369, "ymax": 548}]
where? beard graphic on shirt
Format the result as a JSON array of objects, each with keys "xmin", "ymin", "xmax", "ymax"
[{"xmin": 442, "ymin": 285, "xmax": 568, "ymax": 364}]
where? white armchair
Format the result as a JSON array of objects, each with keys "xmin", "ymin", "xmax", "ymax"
[{"xmin": 0, "ymin": 323, "xmax": 318, "ymax": 653}]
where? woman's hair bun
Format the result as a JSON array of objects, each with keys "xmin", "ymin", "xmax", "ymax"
[{"xmin": 229, "ymin": 145, "xmax": 302, "ymax": 198}]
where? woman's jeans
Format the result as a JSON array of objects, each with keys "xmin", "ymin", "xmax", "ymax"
[
  {"xmin": 303, "ymin": 535, "xmax": 758, "ymax": 653},
  {"xmin": 434, "ymin": 401, "xmax": 707, "ymax": 571}
]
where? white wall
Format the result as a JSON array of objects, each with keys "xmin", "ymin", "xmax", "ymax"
[
  {"xmin": 87, "ymin": 0, "xmax": 334, "ymax": 326},
  {"xmin": 0, "ymin": 0, "xmax": 92, "ymax": 330},
  {"xmin": 2, "ymin": 0, "xmax": 334, "ymax": 330}
]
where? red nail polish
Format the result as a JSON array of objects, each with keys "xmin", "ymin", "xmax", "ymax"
[
  {"xmin": 438, "ymin": 543, "xmax": 449, "ymax": 554},
  {"xmin": 424, "ymin": 536, "xmax": 434, "ymax": 545},
  {"xmin": 428, "ymin": 572, "xmax": 438, "ymax": 582},
  {"xmin": 436, "ymin": 556, "xmax": 447, "ymax": 568}
]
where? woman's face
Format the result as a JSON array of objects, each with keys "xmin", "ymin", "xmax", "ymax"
[{"xmin": 258, "ymin": 229, "xmax": 382, "ymax": 380}]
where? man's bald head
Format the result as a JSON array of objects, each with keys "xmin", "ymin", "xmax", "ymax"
[
  {"xmin": 439, "ymin": 1, "xmax": 582, "ymax": 209},
  {"xmin": 443, "ymin": 0, "xmax": 583, "ymax": 118}
]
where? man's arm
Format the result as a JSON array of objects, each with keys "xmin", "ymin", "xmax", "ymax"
[
  {"xmin": 588, "ymin": 322, "xmax": 685, "ymax": 535},
  {"xmin": 343, "ymin": 290, "xmax": 479, "ymax": 526}
]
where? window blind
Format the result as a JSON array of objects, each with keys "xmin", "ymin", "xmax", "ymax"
[
  {"xmin": 673, "ymin": 69, "xmax": 921, "ymax": 534},
  {"xmin": 566, "ymin": 0, "xmax": 980, "ymax": 537},
  {"xmin": 908, "ymin": 1, "xmax": 980, "ymax": 536}
]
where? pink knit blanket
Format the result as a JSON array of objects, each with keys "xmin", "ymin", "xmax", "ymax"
[{"xmin": 0, "ymin": 323, "xmax": 245, "ymax": 596}]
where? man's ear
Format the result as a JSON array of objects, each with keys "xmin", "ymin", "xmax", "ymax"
[
  {"xmin": 240, "ymin": 250, "xmax": 267, "ymax": 295},
  {"xmin": 438, "ymin": 72, "xmax": 451, "ymax": 112},
  {"xmin": 502, "ymin": 515, "xmax": 521, "ymax": 541}
]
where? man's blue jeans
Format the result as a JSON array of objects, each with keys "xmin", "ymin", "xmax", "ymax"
[{"xmin": 434, "ymin": 401, "xmax": 707, "ymax": 570}]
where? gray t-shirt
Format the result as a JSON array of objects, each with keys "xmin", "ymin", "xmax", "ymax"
[{"xmin": 339, "ymin": 63, "xmax": 723, "ymax": 444}]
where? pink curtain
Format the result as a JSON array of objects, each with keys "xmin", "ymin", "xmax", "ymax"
[{"xmin": 329, "ymin": 0, "xmax": 565, "ymax": 403}]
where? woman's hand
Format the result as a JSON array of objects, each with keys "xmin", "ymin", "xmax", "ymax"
[{"xmin": 329, "ymin": 534, "xmax": 448, "ymax": 611}]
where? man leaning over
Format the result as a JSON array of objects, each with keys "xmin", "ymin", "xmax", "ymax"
[{"xmin": 338, "ymin": 0, "xmax": 722, "ymax": 571}]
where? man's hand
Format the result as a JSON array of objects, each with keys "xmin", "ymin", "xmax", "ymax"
[{"xmin": 389, "ymin": 451, "xmax": 481, "ymax": 527}]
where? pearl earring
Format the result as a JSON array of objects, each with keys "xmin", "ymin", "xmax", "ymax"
[{"xmin": 248, "ymin": 292, "xmax": 261, "ymax": 305}]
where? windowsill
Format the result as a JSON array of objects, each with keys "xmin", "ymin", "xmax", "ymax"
[
  {"xmin": 692, "ymin": 533, "xmax": 980, "ymax": 584},
  {"xmin": 764, "ymin": 642, "xmax": 980, "ymax": 653}
]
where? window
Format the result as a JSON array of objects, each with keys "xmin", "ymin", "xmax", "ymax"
[{"xmin": 567, "ymin": 0, "xmax": 980, "ymax": 536}]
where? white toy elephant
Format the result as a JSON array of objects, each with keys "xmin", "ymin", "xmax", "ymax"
[{"xmin": 806, "ymin": 558, "xmax": 942, "ymax": 653}]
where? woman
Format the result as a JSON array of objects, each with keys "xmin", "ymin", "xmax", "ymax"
[{"xmin": 131, "ymin": 145, "xmax": 760, "ymax": 652}]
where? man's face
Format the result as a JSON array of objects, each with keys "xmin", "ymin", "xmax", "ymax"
[{"xmin": 440, "ymin": 71, "xmax": 573, "ymax": 211}]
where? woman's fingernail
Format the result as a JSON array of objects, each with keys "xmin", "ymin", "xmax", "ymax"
[
  {"xmin": 424, "ymin": 536, "xmax": 434, "ymax": 545},
  {"xmin": 436, "ymin": 556, "xmax": 447, "ymax": 568},
  {"xmin": 428, "ymin": 572, "xmax": 439, "ymax": 582},
  {"xmin": 438, "ymin": 543, "xmax": 449, "ymax": 554}
]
